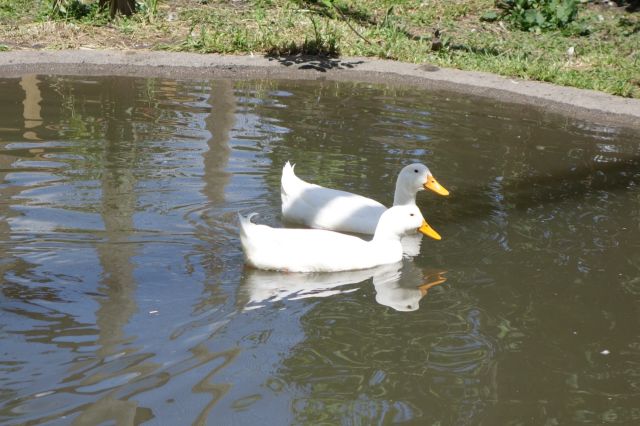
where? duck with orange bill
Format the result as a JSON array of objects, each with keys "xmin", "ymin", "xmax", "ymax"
[
  {"xmin": 281, "ymin": 161, "xmax": 448, "ymax": 235},
  {"xmin": 238, "ymin": 204, "xmax": 441, "ymax": 273}
]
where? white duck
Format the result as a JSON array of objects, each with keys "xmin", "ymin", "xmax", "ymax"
[
  {"xmin": 238, "ymin": 204, "xmax": 441, "ymax": 272},
  {"xmin": 281, "ymin": 161, "xmax": 448, "ymax": 235}
]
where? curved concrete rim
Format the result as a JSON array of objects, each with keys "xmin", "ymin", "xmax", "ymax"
[{"xmin": 2, "ymin": 50, "xmax": 639, "ymax": 129}]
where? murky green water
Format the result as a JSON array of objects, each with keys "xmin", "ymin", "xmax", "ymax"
[{"xmin": 1, "ymin": 75, "xmax": 639, "ymax": 425}]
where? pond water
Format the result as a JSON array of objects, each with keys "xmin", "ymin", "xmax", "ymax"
[{"xmin": 0, "ymin": 75, "xmax": 639, "ymax": 425}]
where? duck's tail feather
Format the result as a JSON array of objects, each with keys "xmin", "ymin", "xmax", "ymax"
[
  {"xmin": 283, "ymin": 160, "xmax": 306, "ymax": 195},
  {"xmin": 238, "ymin": 212, "xmax": 259, "ymax": 237}
]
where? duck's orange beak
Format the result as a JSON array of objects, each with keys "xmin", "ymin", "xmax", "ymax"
[
  {"xmin": 424, "ymin": 175, "xmax": 449, "ymax": 196},
  {"xmin": 418, "ymin": 219, "xmax": 441, "ymax": 240}
]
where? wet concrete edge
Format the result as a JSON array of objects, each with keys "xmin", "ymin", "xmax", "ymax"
[{"xmin": 1, "ymin": 50, "xmax": 639, "ymax": 129}]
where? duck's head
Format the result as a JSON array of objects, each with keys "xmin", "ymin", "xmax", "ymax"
[
  {"xmin": 395, "ymin": 164, "xmax": 449, "ymax": 205},
  {"xmin": 376, "ymin": 205, "xmax": 441, "ymax": 241}
]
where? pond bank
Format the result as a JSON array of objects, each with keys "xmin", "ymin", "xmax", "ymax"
[{"xmin": 2, "ymin": 50, "xmax": 639, "ymax": 129}]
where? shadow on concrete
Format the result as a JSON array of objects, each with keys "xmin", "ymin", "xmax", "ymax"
[{"xmin": 266, "ymin": 54, "xmax": 365, "ymax": 72}]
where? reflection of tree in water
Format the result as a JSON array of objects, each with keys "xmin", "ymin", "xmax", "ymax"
[
  {"xmin": 66, "ymin": 78, "xmax": 242, "ymax": 425},
  {"xmin": 0, "ymin": 76, "xmax": 90, "ymax": 354},
  {"xmin": 202, "ymin": 80, "xmax": 234, "ymax": 206},
  {"xmin": 61, "ymin": 77, "xmax": 244, "ymax": 424},
  {"xmin": 186, "ymin": 80, "xmax": 238, "ymax": 420},
  {"xmin": 0, "ymin": 75, "xmax": 95, "ymax": 415},
  {"xmin": 0, "ymin": 75, "xmax": 189, "ymax": 423},
  {"xmin": 19, "ymin": 74, "xmax": 43, "ymax": 140},
  {"xmin": 191, "ymin": 79, "xmax": 238, "ymax": 314},
  {"xmin": 0, "ymin": 77, "xmax": 41, "ymax": 310},
  {"xmin": 73, "ymin": 76, "xmax": 151, "ymax": 424}
]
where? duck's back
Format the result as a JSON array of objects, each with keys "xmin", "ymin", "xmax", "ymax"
[{"xmin": 281, "ymin": 162, "xmax": 386, "ymax": 234}]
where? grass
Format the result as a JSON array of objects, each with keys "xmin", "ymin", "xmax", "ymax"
[{"xmin": 0, "ymin": 0, "xmax": 638, "ymax": 97}]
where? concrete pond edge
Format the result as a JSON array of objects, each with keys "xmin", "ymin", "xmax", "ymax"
[{"xmin": 1, "ymin": 50, "xmax": 639, "ymax": 129}]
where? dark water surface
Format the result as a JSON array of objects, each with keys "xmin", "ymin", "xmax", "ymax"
[{"xmin": 1, "ymin": 75, "xmax": 639, "ymax": 425}]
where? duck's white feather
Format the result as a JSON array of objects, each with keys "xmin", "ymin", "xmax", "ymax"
[
  {"xmin": 281, "ymin": 162, "xmax": 385, "ymax": 234},
  {"xmin": 281, "ymin": 161, "xmax": 447, "ymax": 235},
  {"xmin": 238, "ymin": 205, "xmax": 427, "ymax": 272}
]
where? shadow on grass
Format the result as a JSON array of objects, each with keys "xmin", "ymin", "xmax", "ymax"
[{"xmin": 614, "ymin": 0, "xmax": 640, "ymax": 12}]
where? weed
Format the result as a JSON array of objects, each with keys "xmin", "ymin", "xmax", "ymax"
[
  {"xmin": 48, "ymin": 0, "xmax": 110, "ymax": 24},
  {"xmin": 618, "ymin": 15, "xmax": 640, "ymax": 36},
  {"xmin": 267, "ymin": 15, "xmax": 340, "ymax": 56},
  {"xmin": 116, "ymin": 15, "xmax": 136, "ymax": 34},
  {"xmin": 136, "ymin": 0, "xmax": 157, "ymax": 23},
  {"xmin": 0, "ymin": 0, "xmax": 32, "ymax": 23},
  {"xmin": 495, "ymin": 0, "xmax": 580, "ymax": 32}
]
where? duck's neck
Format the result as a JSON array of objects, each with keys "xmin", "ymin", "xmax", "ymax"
[
  {"xmin": 371, "ymin": 226, "xmax": 403, "ymax": 244},
  {"xmin": 371, "ymin": 229, "xmax": 404, "ymax": 264},
  {"xmin": 393, "ymin": 181, "xmax": 417, "ymax": 206}
]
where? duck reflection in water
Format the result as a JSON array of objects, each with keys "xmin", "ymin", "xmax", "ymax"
[
  {"xmin": 375, "ymin": 267, "xmax": 446, "ymax": 312},
  {"xmin": 239, "ymin": 260, "xmax": 446, "ymax": 312}
]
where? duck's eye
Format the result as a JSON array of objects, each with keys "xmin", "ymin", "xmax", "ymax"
[
  {"xmin": 414, "ymin": 169, "xmax": 418, "ymax": 173},
  {"xmin": 410, "ymin": 213, "xmax": 415, "ymax": 217}
]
